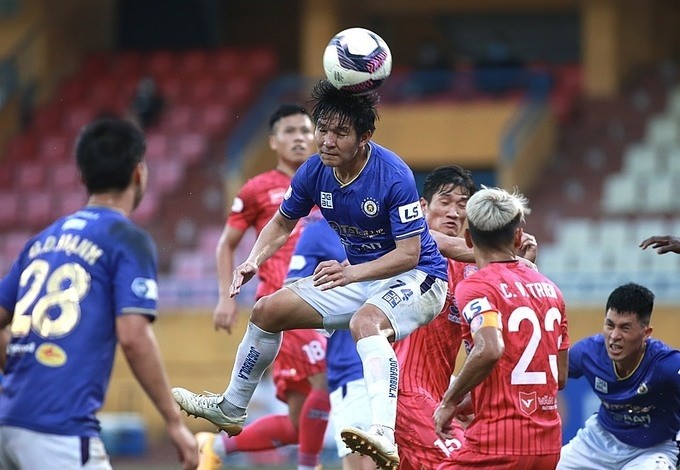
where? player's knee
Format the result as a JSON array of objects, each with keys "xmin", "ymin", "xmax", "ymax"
[{"xmin": 251, "ymin": 296, "xmax": 279, "ymax": 331}]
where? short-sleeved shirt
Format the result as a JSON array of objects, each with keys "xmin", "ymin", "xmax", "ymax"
[
  {"xmin": 279, "ymin": 142, "xmax": 447, "ymax": 281},
  {"xmin": 569, "ymin": 335, "xmax": 680, "ymax": 447},
  {"xmin": 455, "ymin": 261, "xmax": 569, "ymax": 456},
  {"xmin": 0, "ymin": 207, "xmax": 158, "ymax": 437},
  {"xmin": 228, "ymin": 169, "xmax": 301, "ymax": 298}
]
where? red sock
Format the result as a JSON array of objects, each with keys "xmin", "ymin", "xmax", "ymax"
[
  {"xmin": 297, "ymin": 389, "xmax": 331, "ymax": 467},
  {"xmin": 223, "ymin": 414, "xmax": 298, "ymax": 454}
]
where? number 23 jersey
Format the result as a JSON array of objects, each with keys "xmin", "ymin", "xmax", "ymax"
[
  {"xmin": 0, "ymin": 206, "xmax": 158, "ymax": 437},
  {"xmin": 455, "ymin": 260, "xmax": 569, "ymax": 455}
]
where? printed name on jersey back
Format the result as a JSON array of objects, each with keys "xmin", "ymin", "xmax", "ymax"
[{"xmin": 499, "ymin": 281, "xmax": 558, "ymax": 300}]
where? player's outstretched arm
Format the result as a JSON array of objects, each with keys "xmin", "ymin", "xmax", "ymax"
[
  {"xmin": 214, "ymin": 226, "xmax": 246, "ymax": 333},
  {"xmin": 116, "ymin": 314, "xmax": 198, "ymax": 470},
  {"xmin": 230, "ymin": 212, "xmax": 298, "ymax": 296},
  {"xmin": 430, "ymin": 230, "xmax": 475, "ymax": 262},
  {"xmin": 640, "ymin": 235, "xmax": 680, "ymax": 254}
]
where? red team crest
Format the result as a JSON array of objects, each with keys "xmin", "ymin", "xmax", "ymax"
[{"xmin": 519, "ymin": 391, "xmax": 538, "ymax": 415}]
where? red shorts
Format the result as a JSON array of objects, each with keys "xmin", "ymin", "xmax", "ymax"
[
  {"xmin": 436, "ymin": 448, "xmax": 559, "ymax": 470},
  {"xmin": 396, "ymin": 391, "xmax": 464, "ymax": 470},
  {"xmin": 272, "ymin": 329, "xmax": 327, "ymax": 403}
]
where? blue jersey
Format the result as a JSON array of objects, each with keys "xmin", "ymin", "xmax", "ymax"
[
  {"xmin": 284, "ymin": 217, "xmax": 363, "ymax": 392},
  {"xmin": 285, "ymin": 216, "xmax": 347, "ymax": 283},
  {"xmin": 327, "ymin": 329, "xmax": 364, "ymax": 392},
  {"xmin": 569, "ymin": 335, "xmax": 680, "ymax": 447},
  {"xmin": 0, "ymin": 207, "xmax": 158, "ymax": 437},
  {"xmin": 279, "ymin": 142, "xmax": 447, "ymax": 281}
]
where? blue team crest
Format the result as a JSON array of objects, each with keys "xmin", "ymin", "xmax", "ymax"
[
  {"xmin": 361, "ymin": 198, "xmax": 379, "ymax": 217},
  {"xmin": 637, "ymin": 382, "xmax": 649, "ymax": 395},
  {"xmin": 594, "ymin": 376, "xmax": 608, "ymax": 394}
]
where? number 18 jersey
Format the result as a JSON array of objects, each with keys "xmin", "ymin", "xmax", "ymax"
[
  {"xmin": 0, "ymin": 206, "xmax": 158, "ymax": 437},
  {"xmin": 455, "ymin": 260, "xmax": 569, "ymax": 456}
]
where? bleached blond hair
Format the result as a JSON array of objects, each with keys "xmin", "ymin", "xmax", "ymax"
[{"xmin": 466, "ymin": 186, "xmax": 531, "ymax": 232}]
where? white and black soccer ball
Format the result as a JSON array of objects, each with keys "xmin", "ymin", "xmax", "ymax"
[{"xmin": 322, "ymin": 27, "xmax": 392, "ymax": 94}]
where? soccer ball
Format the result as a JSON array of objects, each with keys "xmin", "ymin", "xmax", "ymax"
[{"xmin": 322, "ymin": 27, "xmax": 392, "ymax": 94}]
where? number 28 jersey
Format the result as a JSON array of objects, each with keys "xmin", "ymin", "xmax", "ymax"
[
  {"xmin": 0, "ymin": 206, "xmax": 158, "ymax": 437},
  {"xmin": 455, "ymin": 260, "xmax": 569, "ymax": 455}
]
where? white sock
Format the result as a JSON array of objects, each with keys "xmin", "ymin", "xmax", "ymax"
[
  {"xmin": 356, "ymin": 335, "xmax": 398, "ymax": 437},
  {"xmin": 222, "ymin": 321, "xmax": 282, "ymax": 409}
]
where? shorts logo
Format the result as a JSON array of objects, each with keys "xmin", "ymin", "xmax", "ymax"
[
  {"xmin": 519, "ymin": 391, "xmax": 537, "ymax": 415},
  {"xmin": 382, "ymin": 290, "xmax": 401, "ymax": 308},
  {"xmin": 35, "ymin": 343, "xmax": 67, "ymax": 367},
  {"xmin": 321, "ymin": 192, "xmax": 333, "ymax": 209},
  {"xmin": 361, "ymin": 198, "xmax": 379, "ymax": 217},
  {"xmin": 594, "ymin": 376, "xmax": 608, "ymax": 394},
  {"xmin": 398, "ymin": 201, "xmax": 422, "ymax": 223}
]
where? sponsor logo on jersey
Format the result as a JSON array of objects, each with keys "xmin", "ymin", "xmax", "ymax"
[
  {"xmin": 594, "ymin": 376, "xmax": 608, "ymax": 394},
  {"xmin": 637, "ymin": 381, "xmax": 649, "ymax": 395},
  {"xmin": 231, "ymin": 197, "xmax": 244, "ymax": 213},
  {"xmin": 397, "ymin": 201, "xmax": 422, "ymax": 223},
  {"xmin": 462, "ymin": 296, "xmax": 493, "ymax": 323},
  {"xmin": 62, "ymin": 218, "xmax": 87, "ymax": 231},
  {"xmin": 131, "ymin": 278, "xmax": 158, "ymax": 300},
  {"xmin": 320, "ymin": 191, "xmax": 333, "ymax": 209},
  {"xmin": 35, "ymin": 343, "xmax": 67, "ymax": 367},
  {"xmin": 519, "ymin": 391, "xmax": 537, "ymax": 415},
  {"xmin": 361, "ymin": 198, "xmax": 379, "ymax": 217}
]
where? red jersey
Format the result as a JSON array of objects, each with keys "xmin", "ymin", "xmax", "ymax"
[
  {"xmin": 455, "ymin": 261, "xmax": 569, "ymax": 456},
  {"xmin": 227, "ymin": 169, "xmax": 301, "ymax": 298},
  {"xmin": 394, "ymin": 259, "xmax": 476, "ymax": 400}
]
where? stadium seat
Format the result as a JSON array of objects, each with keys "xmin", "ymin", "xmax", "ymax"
[
  {"xmin": 646, "ymin": 114, "xmax": 679, "ymax": 149},
  {"xmin": 148, "ymin": 160, "xmax": 185, "ymax": 195},
  {"xmin": 54, "ymin": 192, "xmax": 86, "ymax": 217},
  {"xmin": 20, "ymin": 191, "xmax": 54, "ymax": 229},
  {"xmin": 640, "ymin": 173, "xmax": 677, "ymax": 213},
  {"xmin": 145, "ymin": 132, "xmax": 169, "ymax": 161},
  {"xmin": 622, "ymin": 143, "xmax": 659, "ymax": 176},
  {"xmin": 176, "ymin": 133, "xmax": 208, "ymax": 164},
  {"xmin": 602, "ymin": 173, "xmax": 642, "ymax": 214},
  {"xmin": 39, "ymin": 134, "xmax": 70, "ymax": 162},
  {"xmin": 0, "ymin": 193, "xmax": 20, "ymax": 229},
  {"xmin": 49, "ymin": 162, "xmax": 80, "ymax": 190},
  {"xmin": 15, "ymin": 162, "xmax": 46, "ymax": 190}
]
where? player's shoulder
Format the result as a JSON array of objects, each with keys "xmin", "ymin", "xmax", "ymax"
[
  {"xmin": 371, "ymin": 142, "xmax": 411, "ymax": 174},
  {"xmin": 647, "ymin": 338, "xmax": 680, "ymax": 359},
  {"xmin": 243, "ymin": 169, "xmax": 291, "ymax": 190}
]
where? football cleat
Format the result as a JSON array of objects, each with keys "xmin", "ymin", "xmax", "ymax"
[
  {"xmin": 341, "ymin": 425, "xmax": 399, "ymax": 470},
  {"xmin": 172, "ymin": 387, "xmax": 246, "ymax": 436},
  {"xmin": 195, "ymin": 432, "xmax": 222, "ymax": 470}
]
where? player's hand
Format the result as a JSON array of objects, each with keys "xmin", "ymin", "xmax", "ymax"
[
  {"xmin": 640, "ymin": 235, "xmax": 680, "ymax": 254},
  {"xmin": 434, "ymin": 400, "xmax": 459, "ymax": 440},
  {"xmin": 313, "ymin": 260, "xmax": 352, "ymax": 290},
  {"xmin": 454, "ymin": 392, "xmax": 474, "ymax": 427},
  {"xmin": 167, "ymin": 421, "xmax": 198, "ymax": 470},
  {"xmin": 213, "ymin": 296, "xmax": 239, "ymax": 333},
  {"xmin": 517, "ymin": 232, "xmax": 538, "ymax": 262},
  {"xmin": 230, "ymin": 261, "xmax": 258, "ymax": 297}
]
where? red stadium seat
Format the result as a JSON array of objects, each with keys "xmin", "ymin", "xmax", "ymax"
[
  {"xmin": 15, "ymin": 162, "xmax": 46, "ymax": 190},
  {"xmin": 0, "ymin": 192, "xmax": 20, "ymax": 228},
  {"xmin": 38, "ymin": 134, "xmax": 71, "ymax": 162},
  {"xmin": 145, "ymin": 132, "xmax": 169, "ymax": 161},
  {"xmin": 54, "ymin": 191, "xmax": 86, "ymax": 217},
  {"xmin": 176, "ymin": 133, "xmax": 208, "ymax": 164},
  {"xmin": 20, "ymin": 191, "xmax": 54, "ymax": 229},
  {"xmin": 49, "ymin": 162, "xmax": 80, "ymax": 190}
]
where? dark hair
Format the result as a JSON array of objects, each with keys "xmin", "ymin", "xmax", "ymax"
[
  {"xmin": 606, "ymin": 283, "xmax": 655, "ymax": 326},
  {"xmin": 422, "ymin": 165, "xmax": 477, "ymax": 203},
  {"xmin": 75, "ymin": 118, "xmax": 146, "ymax": 194},
  {"xmin": 310, "ymin": 80, "xmax": 378, "ymax": 136},
  {"xmin": 268, "ymin": 103, "xmax": 310, "ymax": 131}
]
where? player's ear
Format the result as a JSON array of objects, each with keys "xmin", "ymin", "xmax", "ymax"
[
  {"xmin": 513, "ymin": 227, "xmax": 524, "ymax": 249},
  {"xmin": 359, "ymin": 130, "xmax": 372, "ymax": 147},
  {"xmin": 464, "ymin": 228, "xmax": 473, "ymax": 248},
  {"xmin": 420, "ymin": 197, "xmax": 428, "ymax": 214},
  {"xmin": 268, "ymin": 133, "xmax": 277, "ymax": 152}
]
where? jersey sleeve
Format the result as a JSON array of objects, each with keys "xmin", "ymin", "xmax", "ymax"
[
  {"xmin": 110, "ymin": 223, "xmax": 159, "ymax": 319},
  {"xmin": 386, "ymin": 177, "xmax": 426, "ymax": 241},
  {"xmin": 227, "ymin": 178, "xmax": 260, "ymax": 231},
  {"xmin": 455, "ymin": 278, "xmax": 501, "ymax": 335},
  {"xmin": 657, "ymin": 349, "xmax": 680, "ymax": 389},
  {"xmin": 0, "ymin": 255, "xmax": 23, "ymax": 313},
  {"xmin": 280, "ymin": 160, "xmax": 316, "ymax": 220}
]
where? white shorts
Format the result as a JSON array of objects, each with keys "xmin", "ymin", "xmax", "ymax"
[
  {"xmin": 287, "ymin": 268, "xmax": 446, "ymax": 341},
  {"xmin": 558, "ymin": 415, "xmax": 678, "ymax": 470},
  {"xmin": 0, "ymin": 425, "xmax": 112, "ymax": 470},
  {"xmin": 329, "ymin": 378, "xmax": 372, "ymax": 458}
]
